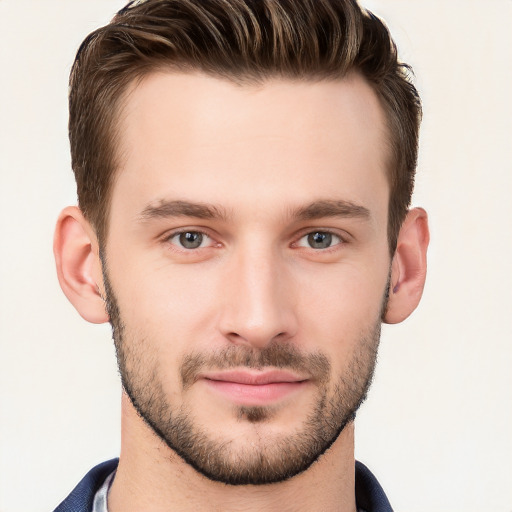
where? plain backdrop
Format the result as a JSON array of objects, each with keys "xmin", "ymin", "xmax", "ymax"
[{"xmin": 0, "ymin": 1, "xmax": 511, "ymax": 511}]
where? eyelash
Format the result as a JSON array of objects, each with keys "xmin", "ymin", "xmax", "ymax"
[
  {"xmin": 293, "ymin": 229, "xmax": 346, "ymax": 251},
  {"xmin": 162, "ymin": 228, "xmax": 347, "ymax": 253},
  {"xmin": 164, "ymin": 229, "xmax": 216, "ymax": 251}
]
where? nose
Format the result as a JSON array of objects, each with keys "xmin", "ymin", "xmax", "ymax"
[{"xmin": 218, "ymin": 244, "xmax": 298, "ymax": 349}]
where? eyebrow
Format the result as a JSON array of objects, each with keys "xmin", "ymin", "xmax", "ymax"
[
  {"xmin": 292, "ymin": 199, "xmax": 371, "ymax": 221},
  {"xmin": 138, "ymin": 200, "xmax": 229, "ymax": 222},
  {"xmin": 138, "ymin": 198, "xmax": 371, "ymax": 223}
]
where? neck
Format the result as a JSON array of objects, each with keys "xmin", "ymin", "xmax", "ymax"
[{"xmin": 108, "ymin": 393, "xmax": 357, "ymax": 512}]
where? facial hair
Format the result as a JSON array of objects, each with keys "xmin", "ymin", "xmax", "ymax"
[{"xmin": 103, "ymin": 265, "xmax": 383, "ymax": 486}]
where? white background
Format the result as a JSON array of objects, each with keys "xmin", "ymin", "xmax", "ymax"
[{"xmin": 0, "ymin": 1, "xmax": 511, "ymax": 511}]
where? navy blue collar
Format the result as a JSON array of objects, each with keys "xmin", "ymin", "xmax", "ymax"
[
  {"xmin": 54, "ymin": 459, "xmax": 118, "ymax": 512},
  {"xmin": 355, "ymin": 460, "xmax": 393, "ymax": 511}
]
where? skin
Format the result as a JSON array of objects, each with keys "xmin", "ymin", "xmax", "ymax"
[{"xmin": 54, "ymin": 71, "xmax": 429, "ymax": 511}]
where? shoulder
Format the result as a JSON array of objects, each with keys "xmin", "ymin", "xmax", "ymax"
[{"xmin": 53, "ymin": 459, "xmax": 119, "ymax": 512}]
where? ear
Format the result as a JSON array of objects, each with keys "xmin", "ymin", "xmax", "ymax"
[
  {"xmin": 53, "ymin": 206, "xmax": 109, "ymax": 324},
  {"xmin": 384, "ymin": 207, "xmax": 429, "ymax": 324}
]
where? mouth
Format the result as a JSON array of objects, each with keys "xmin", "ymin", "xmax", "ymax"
[{"xmin": 199, "ymin": 369, "xmax": 309, "ymax": 406}]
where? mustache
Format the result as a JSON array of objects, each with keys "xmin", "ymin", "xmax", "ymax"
[{"xmin": 180, "ymin": 343, "xmax": 331, "ymax": 389}]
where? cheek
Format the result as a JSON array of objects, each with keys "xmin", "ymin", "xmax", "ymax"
[
  {"xmin": 109, "ymin": 253, "xmax": 222, "ymax": 348},
  {"xmin": 293, "ymin": 261, "xmax": 387, "ymax": 355},
  {"xmin": 109, "ymin": 261, "xmax": 224, "ymax": 401}
]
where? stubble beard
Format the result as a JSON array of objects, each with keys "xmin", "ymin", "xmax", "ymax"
[{"xmin": 103, "ymin": 268, "xmax": 383, "ymax": 486}]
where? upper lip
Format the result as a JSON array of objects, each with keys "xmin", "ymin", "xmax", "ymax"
[{"xmin": 200, "ymin": 369, "xmax": 308, "ymax": 385}]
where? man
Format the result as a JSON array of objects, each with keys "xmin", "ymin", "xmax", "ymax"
[{"xmin": 53, "ymin": 0, "xmax": 429, "ymax": 510}]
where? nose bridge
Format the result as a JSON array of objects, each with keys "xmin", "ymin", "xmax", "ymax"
[{"xmin": 220, "ymin": 237, "xmax": 297, "ymax": 348}]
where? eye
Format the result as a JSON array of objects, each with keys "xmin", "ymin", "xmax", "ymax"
[
  {"xmin": 297, "ymin": 231, "xmax": 343, "ymax": 249},
  {"xmin": 168, "ymin": 231, "xmax": 211, "ymax": 249}
]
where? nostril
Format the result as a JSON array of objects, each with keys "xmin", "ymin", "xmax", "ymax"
[{"xmin": 224, "ymin": 329, "xmax": 291, "ymax": 349}]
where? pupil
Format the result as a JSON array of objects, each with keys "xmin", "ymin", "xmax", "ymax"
[
  {"xmin": 308, "ymin": 232, "xmax": 332, "ymax": 249},
  {"xmin": 180, "ymin": 232, "xmax": 202, "ymax": 249}
]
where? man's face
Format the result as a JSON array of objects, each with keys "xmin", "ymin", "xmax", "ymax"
[{"xmin": 102, "ymin": 72, "xmax": 391, "ymax": 484}]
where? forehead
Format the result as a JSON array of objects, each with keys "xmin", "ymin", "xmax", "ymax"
[{"xmin": 112, "ymin": 71, "xmax": 390, "ymax": 223}]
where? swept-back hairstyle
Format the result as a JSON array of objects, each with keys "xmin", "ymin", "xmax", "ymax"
[{"xmin": 69, "ymin": 0, "xmax": 421, "ymax": 252}]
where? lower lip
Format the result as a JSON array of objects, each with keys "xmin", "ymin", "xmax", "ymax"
[{"xmin": 203, "ymin": 379, "xmax": 306, "ymax": 406}]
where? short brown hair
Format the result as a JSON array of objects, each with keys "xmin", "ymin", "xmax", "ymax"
[{"xmin": 69, "ymin": 0, "xmax": 421, "ymax": 252}]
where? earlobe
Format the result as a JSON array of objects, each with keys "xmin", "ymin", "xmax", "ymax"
[
  {"xmin": 384, "ymin": 208, "xmax": 429, "ymax": 324},
  {"xmin": 53, "ymin": 206, "xmax": 109, "ymax": 324}
]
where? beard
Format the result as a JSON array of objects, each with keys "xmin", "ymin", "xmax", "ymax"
[{"xmin": 103, "ymin": 266, "xmax": 383, "ymax": 486}]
